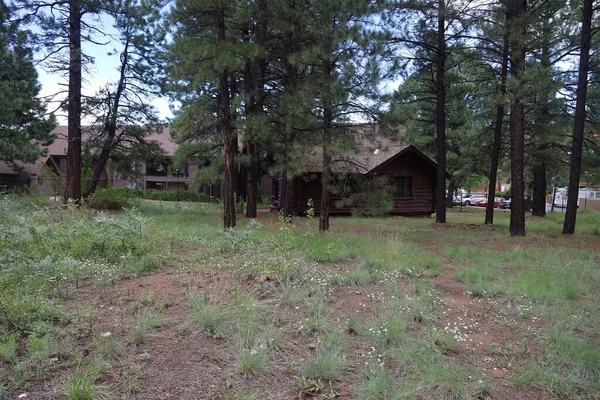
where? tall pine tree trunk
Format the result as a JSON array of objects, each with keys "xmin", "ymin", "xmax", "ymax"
[
  {"xmin": 280, "ymin": 125, "xmax": 294, "ymax": 217},
  {"xmin": 217, "ymin": 9, "xmax": 236, "ymax": 229},
  {"xmin": 319, "ymin": 59, "xmax": 333, "ymax": 232},
  {"xmin": 319, "ymin": 149, "xmax": 331, "ymax": 231},
  {"xmin": 485, "ymin": 27, "xmax": 509, "ymax": 225},
  {"xmin": 319, "ymin": 58, "xmax": 333, "ymax": 232},
  {"xmin": 84, "ymin": 37, "xmax": 131, "ymax": 198},
  {"xmin": 245, "ymin": 0, "xmax": 268, "ymax": 219},
  {"xmin": 245, "ymin": 140, "xmax": 258, "ymax": 218},
  {"xmin": 563, "ymin": 0, "xmax": 593, "ymax": 234},
  {"xmin": 66, "ymin": 0, "xmax": 82, "ymax": 202},
  {"xmin": 446, "ymin": 179, "xmax": 455, "ymax": 208},
  {"xmin": 85, "ymin": 136, "xmax": 113, "ymax": 196},
  {"xmin": 509, "ymin": 0, "xmax": 526, "ymax": 237},
  {"xmin": 435, "ymin": 0, "xmax": 447, "ymax": 223},
  {"xmin": 532, "ymin": 163, "xmax": 546, "ymax": 216},
  {"xmin": 243, "ymin": 60, "xmax": 258, "ymax": 218},
  {"xmin": 532, "ymin": 14, "xmax": 551, "ymax": 218},
  {"xmin": 237, "ymin": 151, "xmax": 247, "ymax": 201},
  {"xmin": 279, "ymin": 55, "xmax": 298, "ymax": 218}
]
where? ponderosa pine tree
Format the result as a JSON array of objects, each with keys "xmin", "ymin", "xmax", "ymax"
[
  {"xmin": 481, "ymin": 4, "xmax": 510, "ymax": 225},
  {"xmin": 0, "ymin": 1, "xmax": 55, "ymax": 170},
  {"xmin": 388, "ymin": 0, "xmax": 476, "ymax": 223},
  {"xmin": 82, "ymin": 0, "xmax": 163, "ymax": 197},
  {"xmin": 266, "ymin": 0, "xmax": 316, "ymax": 218},
  {"xmin": 301, "ymin": 0, "xmax": 386, "ymax": 231},
  {"xmin": 526, "ymin": 0, "xmax": 572, "ymax": 218},
  {"xmin": 236, "ymin": 0, "xmax": 270, "ymax": 219},
  {"xmin": 508, "ymin": 0, "xmax": 527, "ymax": 237},
  {"xmin": 166, "ymin": 0, "xmax": 259, "ymax": 229},
  {"xmin": 562, "ymin": 0, "xmax": 594, "ymax": 235},
  {"xmin": 435, "ymin": 0, "xmax": 447, "ymax": 223},
  {"xmin": 16, "ymin": 0, "xmax": 107, "ymax": 201}
]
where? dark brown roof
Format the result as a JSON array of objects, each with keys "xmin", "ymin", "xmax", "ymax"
[
  {"xmin": 2, "ymin": 126, "xmax": 177, "ymax": 178},
  {"xmin": 302, "ymin": 124, "xmax": 450, "ymax": 178},
  {"xmin": 303, "ymin": 124, "xmax": 410, "ymax": 174},
  {"xmin": 46, "ymin": 125, "xmax": 68, "ymax": 156},
  {"xmin": 47, "ymin": 126, "xmax": 178, "ymax": 157},
  {"xmin": 0, "ymin": 161, "xmax": 41, "ymax": 176}
]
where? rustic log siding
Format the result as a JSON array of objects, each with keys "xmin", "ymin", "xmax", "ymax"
[
  {"xmin": 372, "ymin": 151, "xmax": 436, "ymax": 215},
  {"xmin": 294, "ymin": 150, "xmax": 437, "ymax": 216}
]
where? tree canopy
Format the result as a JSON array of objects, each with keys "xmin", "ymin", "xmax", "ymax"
[{"xmin": 0, "ymin": 0, "xmax": 55, "ymax": 169}]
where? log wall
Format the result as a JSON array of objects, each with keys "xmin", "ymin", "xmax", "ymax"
[{"xmin": 293, "ymin": 150, "xmax": 437, "ymax": 216}]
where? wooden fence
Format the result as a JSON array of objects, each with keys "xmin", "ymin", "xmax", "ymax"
[{"xmin": 580, "ymin": 198, "xmax": 600, "ymax": 211}]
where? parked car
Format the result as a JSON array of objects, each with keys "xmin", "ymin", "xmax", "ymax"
[
  {"xmin": 475, "ymin": 197, "xmax": 501, "ymax": 208},
  {"xmin": 462, "ymin": 195, "xmax": 487, "ymax": 206},
  {"xmin": 499, "ymin": 198, "xmax": 511, "ymax": 209}
]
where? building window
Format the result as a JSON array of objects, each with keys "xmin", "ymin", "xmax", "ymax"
[
  {"xmin": 394, "ymin": 177, "xmax": 412, "ymax": 198},
  {"xmin": 147, "ymin": 162, "xmax": 167, "ymax": 176}
]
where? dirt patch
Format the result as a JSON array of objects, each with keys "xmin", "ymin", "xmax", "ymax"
[
  {"xmin": 430, "ymin": 261, "xmax": 547, "ymax": 399},
  {"xmin": 11, "ymin": 218, "xmax": 595, "ymax": 400}
]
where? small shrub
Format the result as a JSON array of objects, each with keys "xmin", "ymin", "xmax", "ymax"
[
  {"xmin": 126, "ymin": 365, "xmax": 144, "ymax": 394},
  {"xmin": 188, "ymin": 295, "xmax": 231, "ymax": 338},
  {"xmin": 296, "ymin": 376, "xmax": 325, "ymax": 396},
  {"xmin": 0, "ymin": 334, "xmax": 18, "ymax": 362},
  {"xmin": 0, "ymin": 292, "xmax": 62, "ymax": 333},
  {"xmin": 87, "ymin": 359, "xmax": 108, "ymax": 382},
  {"xmin": 361, "ymin": 368, "xmax": 396, "ymax": 400},
  {"xmin": 137, "ymin": 291, "xmax": 168, "ymax": 311},
  {"xmin": 237, "ymin": 349, "xmax": 269, "ymax": 374},
  {"xmin": 226, "ymin": 392, "xmax": 260, "ymax": 400},
  {"xmin": 305, "ymin": 296, "xmax": 329, "ymax": 333},
  {"xmin": 128, "ymin": 312, "xmax": 166, "ymax": 345},
  {"xmin": 63, "ymin": 370, "xmax": 95, "ymax": 400},
  {"xmin": 11, "ymin": 360, "xmax": 29, "ymax": 389},
  {"xmin": 370, "ymin": 312, "xmax": 408, "ymax": 346},
  {"xmin": 143, "ymin": 189, "xmax": 211, "ymax": 203},
  {"xmin": 27, "ymin": 333, "xmax": 52, "ymax": 361},
  {"xmin": 305, "ymin": 347, "xmax": 347, "ymax": 381},
  {"xmin": 99, "ymin": 336, "xmax": 120, "ymax": 359},
  {"xmin": 87, "ymin": 187, "xmax": 140, "ymax": 210}
]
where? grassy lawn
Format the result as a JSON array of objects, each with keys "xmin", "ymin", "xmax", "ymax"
[{"xmin": 0, "ymin": 196, "xmax": 599, "ymax": 399}]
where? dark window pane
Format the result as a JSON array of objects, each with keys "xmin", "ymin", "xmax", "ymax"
[{"xmin": 394, "ymin": 177, "xmax": 412, "ymax": 198}]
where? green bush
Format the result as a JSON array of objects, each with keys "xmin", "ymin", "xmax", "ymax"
[
  {"xmin": 110, "ymin": 187, "xmax": 143, "ymax": 197},
  {"xmin": 143, "ymin": 189, "xmax": 211, "ymax": 203},
  {"xmin": 87, "ymin": 188, "xmax": 140, "ymax": 210}
]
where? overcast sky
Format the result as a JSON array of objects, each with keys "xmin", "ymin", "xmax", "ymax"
[{"xmin": 35, "ymin": 23, "xmax": 173, "ymax": 126}]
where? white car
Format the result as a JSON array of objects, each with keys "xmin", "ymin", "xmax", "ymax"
[{"xmin": 461, "ymin": 195, "xmax": 487, "ymax": 206}]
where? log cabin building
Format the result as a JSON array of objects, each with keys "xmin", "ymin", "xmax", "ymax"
[{"xmin": 273, "ymin": 134, "xmax": 450, "ymax": 217}]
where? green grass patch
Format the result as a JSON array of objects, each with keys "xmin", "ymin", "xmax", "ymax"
[
  {"xmin": 188, "ymin": 295, "xmax": 231, "ymax": 339},
  {"xmin": 304, "ymin": 346, "xmax": 347, "ymax": 381}
]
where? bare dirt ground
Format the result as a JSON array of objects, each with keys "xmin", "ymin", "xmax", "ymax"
[
  {"xmin": 10, "ymin": 212, "xmax": 598, "ymax": 400},
  {"xmin": 18, "ymin": 263, "xmax": 547, "ymax": 399}
]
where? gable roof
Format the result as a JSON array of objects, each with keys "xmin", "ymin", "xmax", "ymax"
[
  {"xmin": 0, "ymin": 161, "xmax": 41, "ymax": 176},
  {"xmin": 1, "ymin": 125, "xmax": 177, "ymax": 178},
  {"xmin": 302, "ymin": 124, "xmax": 449, "ymax": 177},
  {"xmin": 303, "ymin": 124, "xmax": 406, "ymax": 173},
  {"xmin": 305, "ymin": 142, "xmax": 411, "ymax": 174}
]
